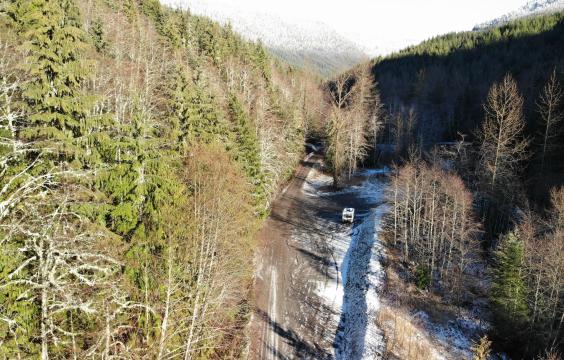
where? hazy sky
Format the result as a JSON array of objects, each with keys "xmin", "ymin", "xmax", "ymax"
[{"xmin": 164, "ymin": 0, "xmax": 530, "ymax": 54}]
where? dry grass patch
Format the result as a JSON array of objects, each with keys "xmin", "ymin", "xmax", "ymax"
[{"xmin": 377, "ymin": 305, "xmax": 437, "ymax": 360}]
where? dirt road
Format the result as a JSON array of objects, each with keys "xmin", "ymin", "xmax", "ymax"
[{"xmin": 249, "ymin": 152, "xmax": 386, "ymax": 359}]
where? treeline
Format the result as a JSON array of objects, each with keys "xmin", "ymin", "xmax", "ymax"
[
  {"xmin": 0, "ymin": 0, "xmax": 323, "ymax": 358},
  {"xmin": 373, "ymin": 10, "xmax": 564, "ymax": 158},
  {"xmin": 366, "ymin": 12, "xmax": 564, "ymax": 358}
]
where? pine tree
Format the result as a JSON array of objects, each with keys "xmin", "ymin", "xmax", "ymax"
[
  {"xmin": 89, "ymin": 17, "xmax": 108, "ymax": 53},
  {"xmin": 491, "ymin": 232, "xmax": 530, "ymax": 344},
  {"xmin": 228, "ymin": 93, "xmax": 266, "ymax": 213},
  {"xmin": 16, "ymin": 0, "xmax": 92, "ymax": 165}
]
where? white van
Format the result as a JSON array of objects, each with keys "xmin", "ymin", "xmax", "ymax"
[{"xmin": 342, "ymin": 208, "xmax": 355, "ymax": 223}]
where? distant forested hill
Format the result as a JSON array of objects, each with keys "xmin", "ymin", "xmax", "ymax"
[
  {"xmin": 0, "ymin": 0, "xmax": 324, "ymax": 357},
  {"xmin": 159, "ymin": 0, "xmax": 369, "ymax": 77},
  {"xmin": 372, "ymin": 11, "xmax": 564, "ymax": 143}
]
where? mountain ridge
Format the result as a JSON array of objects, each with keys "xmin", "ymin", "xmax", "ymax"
[
  {"xmin": 474, "ymin": 0, "xmax": 564, "ymax": 30},
  {"xmin": 161, "ymin": 0, "xmax": 368, "ymax": 76}
]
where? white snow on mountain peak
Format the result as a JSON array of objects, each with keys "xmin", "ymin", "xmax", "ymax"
[
  {"xmin": 160, "ymin": 0, "xmax": 559, "ymax": 74},
  {"xmin": 474, "ymin": 0, "xmax": 564, "ymax": 29},
  {"xmin": 161, "ymin": 0, "xmax": 370, "ymax": 75},
  {"xmin": 174, "ymin": 0, "xmax": 363, "ymax": 52}
]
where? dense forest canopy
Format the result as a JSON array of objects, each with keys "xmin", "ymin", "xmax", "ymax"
[{"xmin": 0, "ymin": 0, "xmax": 324, "ymax": 358}]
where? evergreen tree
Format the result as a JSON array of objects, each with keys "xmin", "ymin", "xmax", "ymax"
[
  {"xmin": 0, "ymin": 0, "xmax": 326, "ymax": 356},
  {"xmin": 16, "ymin": 0, "xmax": 91, "ymax": 165},
  {"xmin": 185, "ymin": 72, "xmax": 226, "ymax": 144},
  {"xmin": 122, "ymin": 0, "xmax": 138, "ymax": 23},
  {"xmin": 228, "ymin": 93, "xmax": 266, "ymax": 213},
  {"xmin": 491, "ymin": 232, "xmax": 530, "ymax": 345},
  {"xmin": 0, "ymin": 243, "xmax": 39, "ymax": 357},
  {"xmin": 252, "ymin": 41, "xmax": 271, "ymax": 81},
  {"xmin": 94, "ymin": 100, "xmax": 187, "ymax": 347},
  {"xmin": 160, "ymin": 12, "xmax": 182, "ymax": 48},
  {"xmin": 89, "ymin": 17, "xmax": 108, "ymax": 53},
  {"xmin": 140, "ymin": 0, "xmax": 164, "ymax": 30},
  {"xmin": 164, "ymin": 66, "xmax": 191, "ymax": 149},
  {"xmin": 0, "ymin": 71, "xmax": 40, "ymax": 356},
  {"xmin": 0, "ymin": 3, "xmax": 105, "ymax": 356},
  {"xmin": 193, "ymin": 17, "xmax": 220, "ymax": 63}
]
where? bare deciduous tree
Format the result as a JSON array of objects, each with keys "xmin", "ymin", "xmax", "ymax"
[
  {"xmin": 478, "ymin": 74, "xmax": 528, "ymax": 192},
  {"xmin": 326, "ymin": 64, "xmax": 381, "ymax": 186},
  {"xmin": 521, "ymin": 187, "xmax": 564, "ymax": 349},
  {"xmin": 385, "ymin": 162, "xmax": 481, "ymax": 297},
  {"xmin": 0, "ymin": 191, "xmax": 124, "ymax": 360},
  {"xmin": 536, "ymin": 69, "xmax": 563, "ymax": 173},
  {"xmin": 180, "ymin": 144, "xmax": 254, "ymax": 359}
]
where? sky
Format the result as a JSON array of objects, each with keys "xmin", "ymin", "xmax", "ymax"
[{"xmin": 163, "ymin": 0, "xmax": 530, "ymax": 55}]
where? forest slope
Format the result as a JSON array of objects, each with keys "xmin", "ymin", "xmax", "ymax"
[
  {"xmin": 373, "ymin": 10, "xmax": 564, "ymax": 145},
  {"xmin": 0, "ymin": 0, "xmax": 324, "ymax": 358},
  {"xmin": 362, "ymin": 10, "xmax": 564, "ymax": 359}
]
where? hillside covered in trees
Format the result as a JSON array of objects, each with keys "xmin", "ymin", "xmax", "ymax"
[
  {"xmin": 0, "ymin": 0, "xmax": 324, "ymax": 358},
  {"xmin": 1, "ymin": 0, "xmax": 563, "ymax": 358},
  {"xmin": 361, "ymin": 10, "xmax": 564, "ymax": 359},
  {"xmin": 373, "ymin": 10, "xmax": 564, "ymax": 155}
]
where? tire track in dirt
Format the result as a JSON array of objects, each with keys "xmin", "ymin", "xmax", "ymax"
[
  {"xmin": 249, "ymin": 152, "xmax": 385, "ymax": 359},
  {"xmin": 250, "ymin": 151, "xmax": 322, "ymax": 359}
]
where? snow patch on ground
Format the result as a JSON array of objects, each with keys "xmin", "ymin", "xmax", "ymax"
[
  {"xmin": 411, "ymin": 307, "xmax": 490, "ymax": 359},
  {"xmin": 299, "ymin": 166, "xmax": 388, "ymax": 359},
  {"xmin": 302, "ymin": 170, "xmax": 334, "ymax": 196},
  {"xmin": 299, "ymin": 165, "xmax": 490, "ymax": 359},
  {"xmin": 303, "ymin": 167, "xmax": 389, "ymax": 199},
  {"xmin": 335, "ymin": 206, "xmax": 387, "ymax": 359}
]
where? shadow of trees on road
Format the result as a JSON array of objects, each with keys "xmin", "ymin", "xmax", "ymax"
[
  {"xmin": 254, "ymin": 308, "xmax": 333, "ymax": 359},
  {"xmin": 333, "ymin": 214, "xmax": 375, "ymax": 359}
]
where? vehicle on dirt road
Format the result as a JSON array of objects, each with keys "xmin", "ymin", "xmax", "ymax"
[{"xmin": 342, "ymin": 208, "xmax": 355, "ymax": 223}]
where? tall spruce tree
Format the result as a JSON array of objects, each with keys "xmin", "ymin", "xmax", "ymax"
[
  {"xmin": 16, "ymin": 0, "xmax": 91, "ymax": 166},
  {"xmin": 185, "ymin": 71, "xmax": 226, "ymax": 144},
  {"xmin": 165, "ymin": 66, "xmax": 191, "ymax": 150},
  {"xmin": 228, "ymin": 93, "xmax": 266, "ymax": 213},
  {"xmin": 89, "ymin": 17, "xmax": 108, "ymax": 53},
  {"xmin": 491, "ymin": 232, "xmax": 530, "ymax": 346}
]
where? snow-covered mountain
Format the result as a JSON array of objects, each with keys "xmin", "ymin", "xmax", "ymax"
[
  {"xmin": 474, "ymin": 0, "xmax": 564, "ymax": 30},
  {"xmin": 160, "ymin": 0, "xmax": 369, "ymax": 76}
]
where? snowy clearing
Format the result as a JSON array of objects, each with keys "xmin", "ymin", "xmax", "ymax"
[{"xmin": 296, "ymin": 167, "xmax": 388, "ymax": 359}]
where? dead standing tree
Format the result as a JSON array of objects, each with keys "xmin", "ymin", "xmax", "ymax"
[
  {"xmin": 477, "ymin": 74, "xmax": 529, "ymax": 239},
  {"xmin": 327, "ymin": 71, "xmax": 353, "ymax": 187}
]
